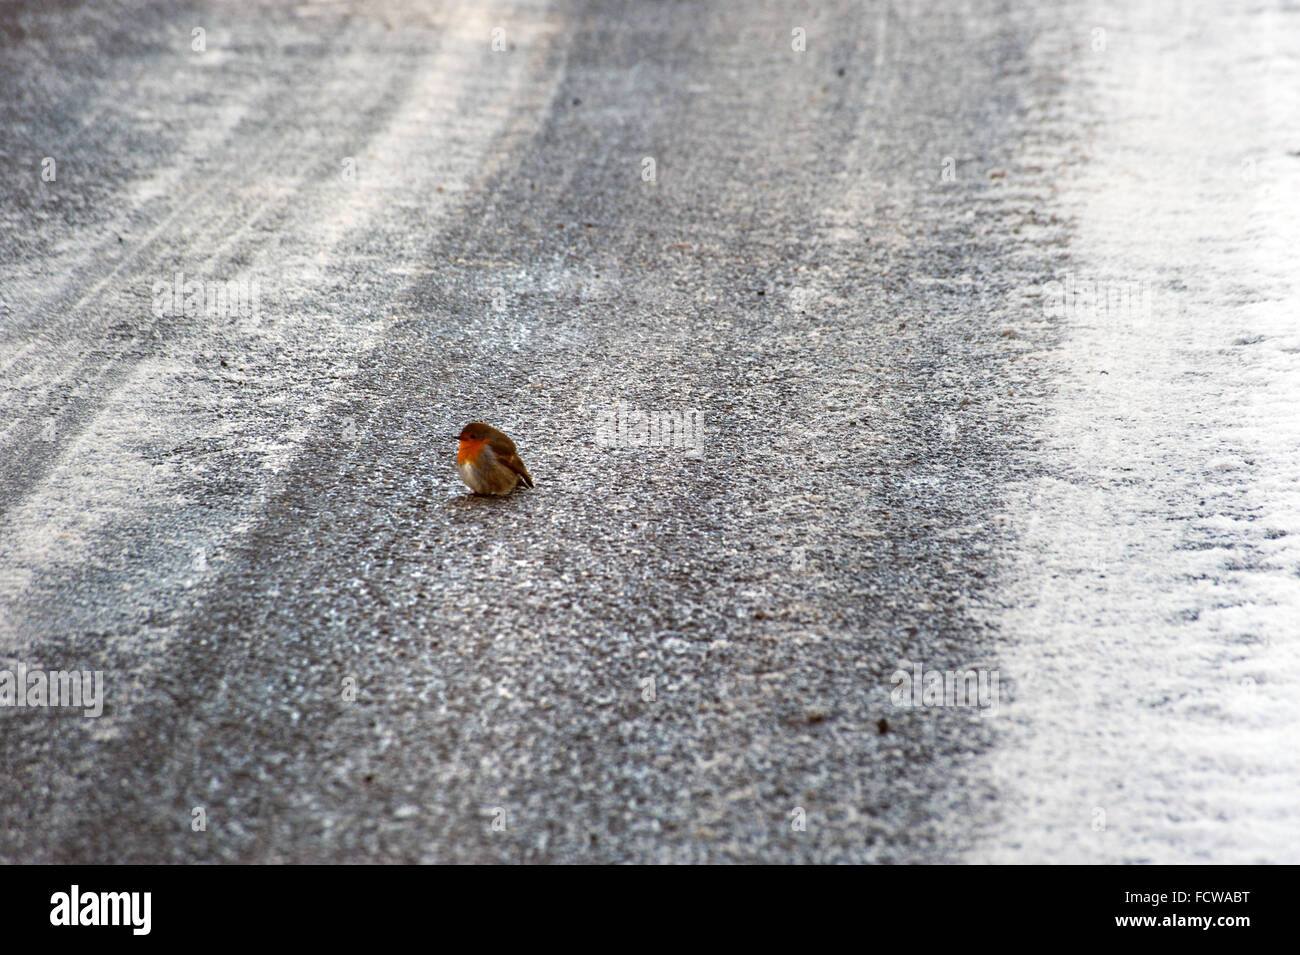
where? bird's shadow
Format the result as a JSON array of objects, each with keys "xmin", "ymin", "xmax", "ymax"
[{"xmin": 443, "ymin": 488, "xmax": 531, "ymax": 512}]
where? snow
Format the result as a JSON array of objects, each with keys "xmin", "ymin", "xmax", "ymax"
[{"xmin": 973, "ymin": 0, "xmax": 1300, "ymax": 863}]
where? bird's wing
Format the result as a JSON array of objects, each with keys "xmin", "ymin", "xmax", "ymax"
[
  {"xmin": 486, "ymin": 431, "xmax": 518, "ymax": 455},
  {"xmin": 501, "ymin": 452, "xmax": 534, "ymax": 488}
]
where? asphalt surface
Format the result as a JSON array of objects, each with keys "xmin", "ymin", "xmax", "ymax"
[{"xmin": 2, "ymin": 0, "xmax": 1297, "ymax": 863}]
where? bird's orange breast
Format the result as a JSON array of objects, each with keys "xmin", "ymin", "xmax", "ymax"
[{"xmin": 457, "ymin": 437, "xmax": 487, "ymax": 464}]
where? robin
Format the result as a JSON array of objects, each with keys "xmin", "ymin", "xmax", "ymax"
[{"xmin": 453, "ymin": 422, "xmax": 534, "ymax": 496}]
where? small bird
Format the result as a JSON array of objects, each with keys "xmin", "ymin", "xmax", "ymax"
[{"xmin": 453, "ymin": 422, "xmax": 534, "ymax": 496}]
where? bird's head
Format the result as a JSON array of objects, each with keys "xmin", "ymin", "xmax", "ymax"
[{"xmin": 455, "ymin": 422, "xmax": 494, "ymax": 444}]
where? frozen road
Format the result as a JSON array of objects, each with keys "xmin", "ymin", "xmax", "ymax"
[{"xmin": 1, "ymin": 0, "xmax": 1298, "ymax": 863}]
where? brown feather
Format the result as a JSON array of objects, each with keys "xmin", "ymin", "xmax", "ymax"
[{"xmin": 500, "ymin": 452, "xmax": 534, "ymax": 488}]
